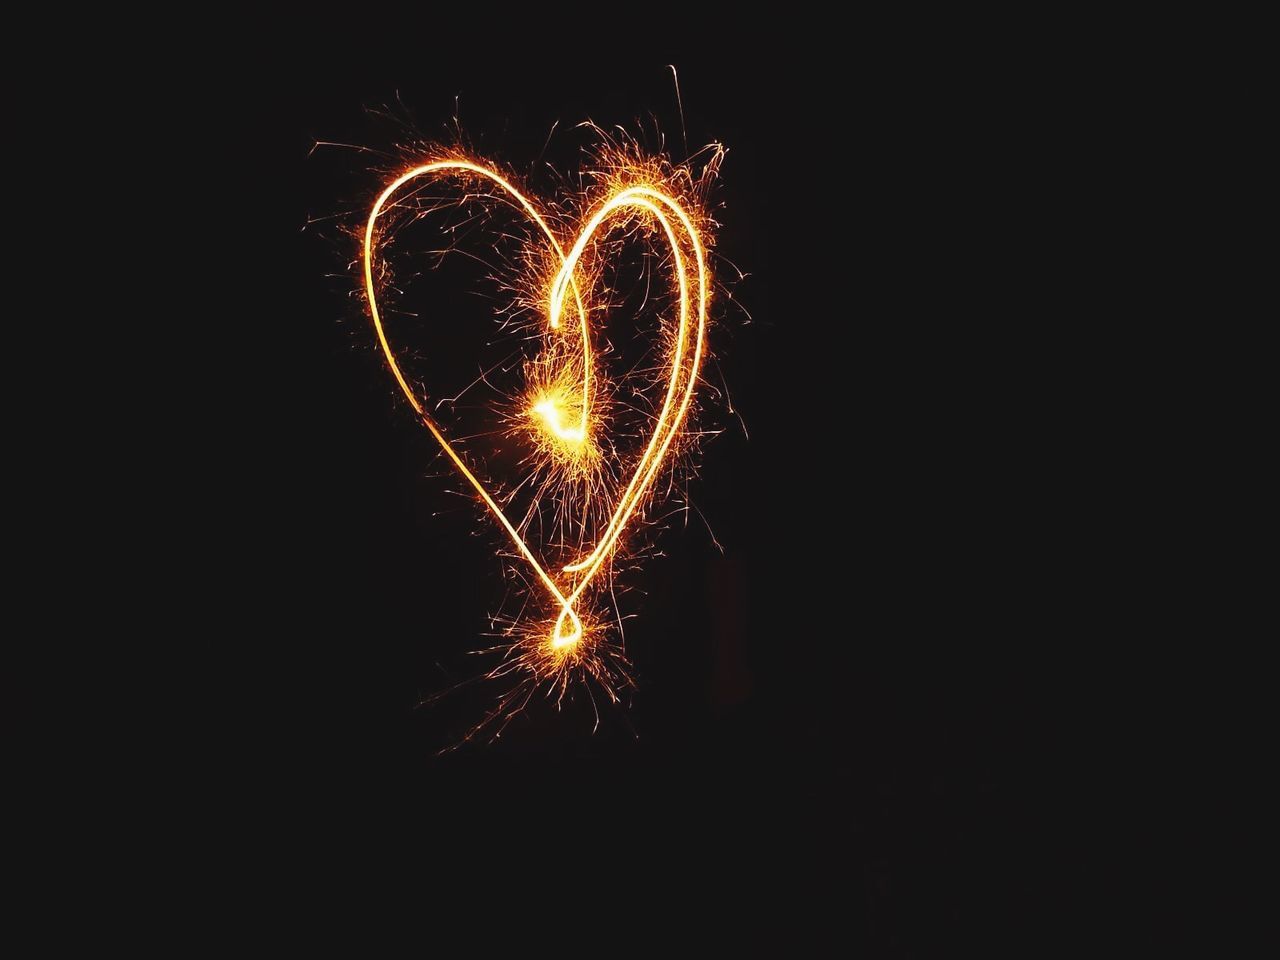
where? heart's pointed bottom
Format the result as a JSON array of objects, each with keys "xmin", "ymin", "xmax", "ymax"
[{"xmin": 551, "ymin": 605, "xmax": 584, "ymax": 652}]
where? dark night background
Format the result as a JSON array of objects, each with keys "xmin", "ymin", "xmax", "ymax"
[
  {"xmin": 0, "ymin": 8, "xmax": 1244, "ymax": 950},
  {"xmin": 205, "ymin": 43, "xmax": 1115, "ymax": 949}
]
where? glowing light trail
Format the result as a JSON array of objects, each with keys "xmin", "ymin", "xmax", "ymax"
[{"xmin": 362, "ymin": 155, "xmax": 709, "ymax": 657}]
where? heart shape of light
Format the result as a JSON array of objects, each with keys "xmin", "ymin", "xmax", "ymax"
[{"xmin": 363, "ymin": 160, "xmax": 707, "ymax": 654}]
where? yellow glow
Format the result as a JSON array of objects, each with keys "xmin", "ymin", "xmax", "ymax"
[
  {"xmin": 363, "ymin": 157, "xmax": 709, "ymax": 658},
  {"xmin": 531, "ymin": 398, "xmax": 586, "ymax": 445}
]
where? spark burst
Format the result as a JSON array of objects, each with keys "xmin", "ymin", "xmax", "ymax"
[{"xmin": 361, "ymin": 131, "xmax": 725, "ymax": 738}]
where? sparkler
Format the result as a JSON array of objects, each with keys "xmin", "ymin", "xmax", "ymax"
[{"xmin": 361, "ymin": 136, "xmax": 721, "ymax": 733}]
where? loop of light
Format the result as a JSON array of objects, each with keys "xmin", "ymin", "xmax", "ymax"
[{"xmin": 363, "ymin": 160, "xmax": 707, "ymax": 652}]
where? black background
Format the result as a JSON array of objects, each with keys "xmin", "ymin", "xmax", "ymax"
[{"xmin": 214, "ymin": 45, "xmax": 1097, "ymax": 948}]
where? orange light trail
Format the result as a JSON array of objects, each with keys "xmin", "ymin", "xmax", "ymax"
[{"xmin": 362, "ymin": 154, "xmax": 710, "ymax": 661}]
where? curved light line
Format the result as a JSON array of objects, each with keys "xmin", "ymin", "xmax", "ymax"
[
  {"xmin": 363, "ymin": 161, "xmax": 590, "ymax": 432},
  {"xmin": 365, "ymin": 165, "xmax": 708, "ymax": 651},
  {"xmin": 363, "ymin": 161, "xmax": 588, "ymax": 642},
  {"xmin": 558, "ymin": 187, "xmax": 708, "ymax": 584}
]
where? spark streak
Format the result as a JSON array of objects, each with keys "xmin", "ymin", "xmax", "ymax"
[{"xmin": 361, "ymin": 144, "xmax": 714, "ymax": 698}]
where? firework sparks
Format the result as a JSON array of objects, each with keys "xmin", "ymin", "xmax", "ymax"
[{"xmin": 361, "ymin": 135, "xmax": 722, "ymax": 736}]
